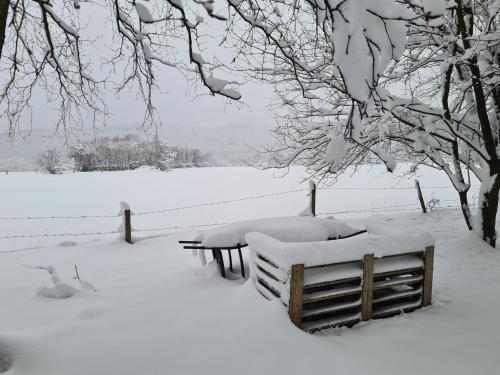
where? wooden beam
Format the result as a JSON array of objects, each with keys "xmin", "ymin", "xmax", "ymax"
[
  {"xmin": 422, "ymin": 245, "xmax": 435, "ymax": 306},
  {"xmin": 289, "ymin": 264, "xmax": 304, "ymax": 328},
  {"xmin": 415, "ymin": 179, "xmax": 427, "ymax": 214},
  {"xmin": 310, "ymin": 181, "xmax": 316, "ymax": 217},
  {"xmin": 124, "ymin": 209, "xmax": 132, "ymax": 244},
  {"xmin": 238, "ymin": 244, "xmax": 245, "ymax": 278},
  {"xmin": 361, "ymin": 253, "xmax": 374, "ymax": 321}
]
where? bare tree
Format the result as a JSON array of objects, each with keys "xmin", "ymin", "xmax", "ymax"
[
  {"xmin": 223, "ymin": 0, "xmax": 500, "ymax": 246},
  {"xmin": 0, "ymin": 0, "xmax": 241, "ymax": 136}
]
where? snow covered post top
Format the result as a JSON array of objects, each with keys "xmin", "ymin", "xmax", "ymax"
[
  {"xmin": 119, "ymin": 201, "xmax": 133, "ymax": 244},
  {"xmin": 298, "ymin": 181, "xmax": 317, "ymax": 217}
]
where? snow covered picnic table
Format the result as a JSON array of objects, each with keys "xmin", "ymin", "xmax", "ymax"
[{"xmin": 180, "ymin": 216, "xmax": 366, "ymax": 278}]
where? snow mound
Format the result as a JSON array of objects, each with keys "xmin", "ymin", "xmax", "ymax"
[
  {"xmin": 76, "ymin": 279, "xmax": 97, "ymax": 292},
  {"xmin": 246, "ymin": 229, "xmax": 434, "ymax": 269},
  {"xmin": 194, "ymin": 216, "xmax": 362, "ymax": 248},
  {"xmin": 37, "ymin": 283, "xmax": 79, "ymax": 299}
]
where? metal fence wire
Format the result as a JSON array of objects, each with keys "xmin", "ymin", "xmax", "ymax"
[{"xmin": 0, "ymin": 184, "xmax": 474, "ymax": 239}]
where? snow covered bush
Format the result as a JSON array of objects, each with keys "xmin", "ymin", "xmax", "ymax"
[
  {"xmin": 37, "ymin": 148, "xmax": 64, "ymax": 174},
  {"xmin": 171, "ymin": 146, "xmax": 210, "ymax": 168},
  {"xmin": 69, "ymin": 135, "xmax": 182, "ymax": 171},
  {"xmin": 24, "ymin": 264, "xmax": 96, "ymax": 298},
  {"xmin": 0, "ymin": 348, "xmax": 11, "ymax": 374}
]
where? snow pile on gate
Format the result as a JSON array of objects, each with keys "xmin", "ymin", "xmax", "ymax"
[{"xmin": 194, "ymin": 216, "xmax": 362, "ymax": 248}]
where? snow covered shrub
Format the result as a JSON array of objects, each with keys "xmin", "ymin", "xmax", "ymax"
[
  {"xmin": 426, "ymin": 197, "xmax": 441, "ymax": 211},
  {"xmin": 69, "ymin": 135, "xmax": 178, "ymax": 172},
  {"xmin": 69, "ymin": 135, "xmax": 209, "ymax": 171},
  {"xmin": 24, "ymin": 264, "xmax": 96, "ymax": 299},
  {"xmin": 0, "ymin": 347, "xmax": 11, "ymax": 374},
  {"xmin": 37, "ymin": 148, "xmax": 64, "ymax": 174}
]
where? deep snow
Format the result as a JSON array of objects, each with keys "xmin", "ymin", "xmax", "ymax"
[{"xmin": 0, "ymin": 166, "xmax": 497, "ymax": 375}]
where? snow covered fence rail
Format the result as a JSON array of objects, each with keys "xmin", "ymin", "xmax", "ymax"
[{"xmin": 247, "ymin": 231, "xmax": 435, "ymax": 334}]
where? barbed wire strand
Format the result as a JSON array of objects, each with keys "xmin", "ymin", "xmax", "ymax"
[
  {"xmin": 0, "ymin": 213, "xmax": 120, "ymax": 221},
  {"xmin": 318, "ymin": 202, "xmax": 462, "ymax": 216},
  {"xmin": 0, "ymin": 230, "xmax": 120, "ymax": 239},
  {"xmin": 0, "ymin": 202, "xmax": 465, "ymax": 240},
  {"xmin": 133, "ymin": 222, "xmax": 229, "ymax": 232},
  {"xmin": 132, "ymin": 188, "xmax": 309, "ymax": 216},
  {"xmin": 0, "ymin": 184, "xmax": 479, "ymax": 221}
]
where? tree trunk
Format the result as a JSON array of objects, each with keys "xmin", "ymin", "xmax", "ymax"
[
  {"xmin": 458, "ymin": 190, "xmax": 473, "ymax": 231},
  {"xmin": 0, "ymin": 0, "xmax": 9, "ymax": 61},
  {"xmin": 477, "ymin": 173, "xmax": 500, "ymax": 247}
]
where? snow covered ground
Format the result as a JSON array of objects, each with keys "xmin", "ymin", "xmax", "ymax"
[{"xmin": 0, "ymin": 165, "xmax": 498, "ymax": 374}]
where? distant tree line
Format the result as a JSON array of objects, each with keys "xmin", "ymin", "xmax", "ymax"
[{"xmin": 36, "ymin": 135, "xmax": 211, "ymax": 174}]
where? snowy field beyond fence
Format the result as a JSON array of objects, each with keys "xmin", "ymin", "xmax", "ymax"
[
  {"xmin": 0, "ymin": 165, "xmax": 499, "ymax": 375},
  {"xmin": 0, "ymin": 165, "xmax": 480, "ymax": 252}
]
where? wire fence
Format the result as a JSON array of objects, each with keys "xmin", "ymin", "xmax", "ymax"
[{"xmin": 0, "ymin": 184, "xmax": 474, "ymax": 240}]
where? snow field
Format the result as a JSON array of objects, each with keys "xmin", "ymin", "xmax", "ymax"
[
  {"xmin": 0, "ymin": 165, "xmax": 497, "ymax": 375},
  {"xmin": 0, "ymin": 165, "xmax": 479, "ymax": 252}
]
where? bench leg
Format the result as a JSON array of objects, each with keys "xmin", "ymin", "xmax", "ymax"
[
  {"xmin": 238, "ymin": 247, "xmax": 245, "ymax": 278},
  {"xmin": 228, "ymin": 250, "xmax": 233, "ymax": 272},
  {"xmin": 215, "ymin": 249, "xmax": 226, "ymax": 278}
]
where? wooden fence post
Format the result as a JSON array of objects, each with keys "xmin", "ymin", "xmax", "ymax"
[
  {"xmin": 415, "ymin": 179, "xmax": 427, "ymax": 214},
  {"xmin": 289, "ymin": 264, "xmax": 304, "ymax": 328},
  {"xmin": 310, "ymin": 181, "xmax": 316, "ymax": 217},
  {"xmin": 361, "ymin": 253, "xmax": 374, "ymax": 321},
  {"xmin": 124, "ymin": 209, "xmax": 132, "ymax": 244},
  {"xmin": 422, "ymin": 245, "xmax": 434, "ymax": 306}
]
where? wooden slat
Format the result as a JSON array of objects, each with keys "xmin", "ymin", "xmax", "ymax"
[
  {"xmin": 372, "ymin": 300, "xmax": 422, "ymax": 319},
  {"xmin": 361, "ymin": 253, "xmax": 374, "ymax": 321},
  {"xmin": 303, "ymin": 313, "xmax": 361, "ymax": 333},
  {"xmin": 373, "ymin": 287, "xmax": 422, "ymax": 304},
  {"xmin": 303, "ymin": 286, "xmax": 362, "ymax": 304},
  {"xmin": 422, "ymin": 245, "xmax": 434, "ymax": 306},
  {"xmin": 256, "ymin": 253, "xmax": 280, "ymax": 269},
  {"xmin": 303, "ymin": 276, "xmax": 361, "ymax": 291},
  {"xmin": 257, "ymin": 277, "xmax": 280, "ymax": 298},
  {"xmin": 256, "ymin": 264, "xmax": 281, "ymax": 282},
  {"xmin": 255, "ymin": 257, "xmax": 285, "ymax": 281},
  {"xmin": 374, "ymin": 266, "xmax": 423, "ymax": 278},
  {"xmin": 256, "ymin": 268, "xmax": 283, "ymax": 293},
  {"xmin": 373, "ymin": 274, "xmax": 423, "ymax": 290},
  {"xmin": 304, "ymin": 259, "xmax": 362, "ymax": 270},
  {"xmin": 255, "ymin": 280, "xmax": 274, "ymax": 300},
  {"xmin": 288, "ymin": 264, "xmax": 304, "ymax": 328},
  {"xmin": 378, "ymin": 250, "xmax": 424, "ymax": 259},
  {"xmin": 302, "ymin": 299, "xmax": 361, "ymax": 319},
  {"xmin": 304, "ymin": 263, "xmax": 362, "ymax": 286}
]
